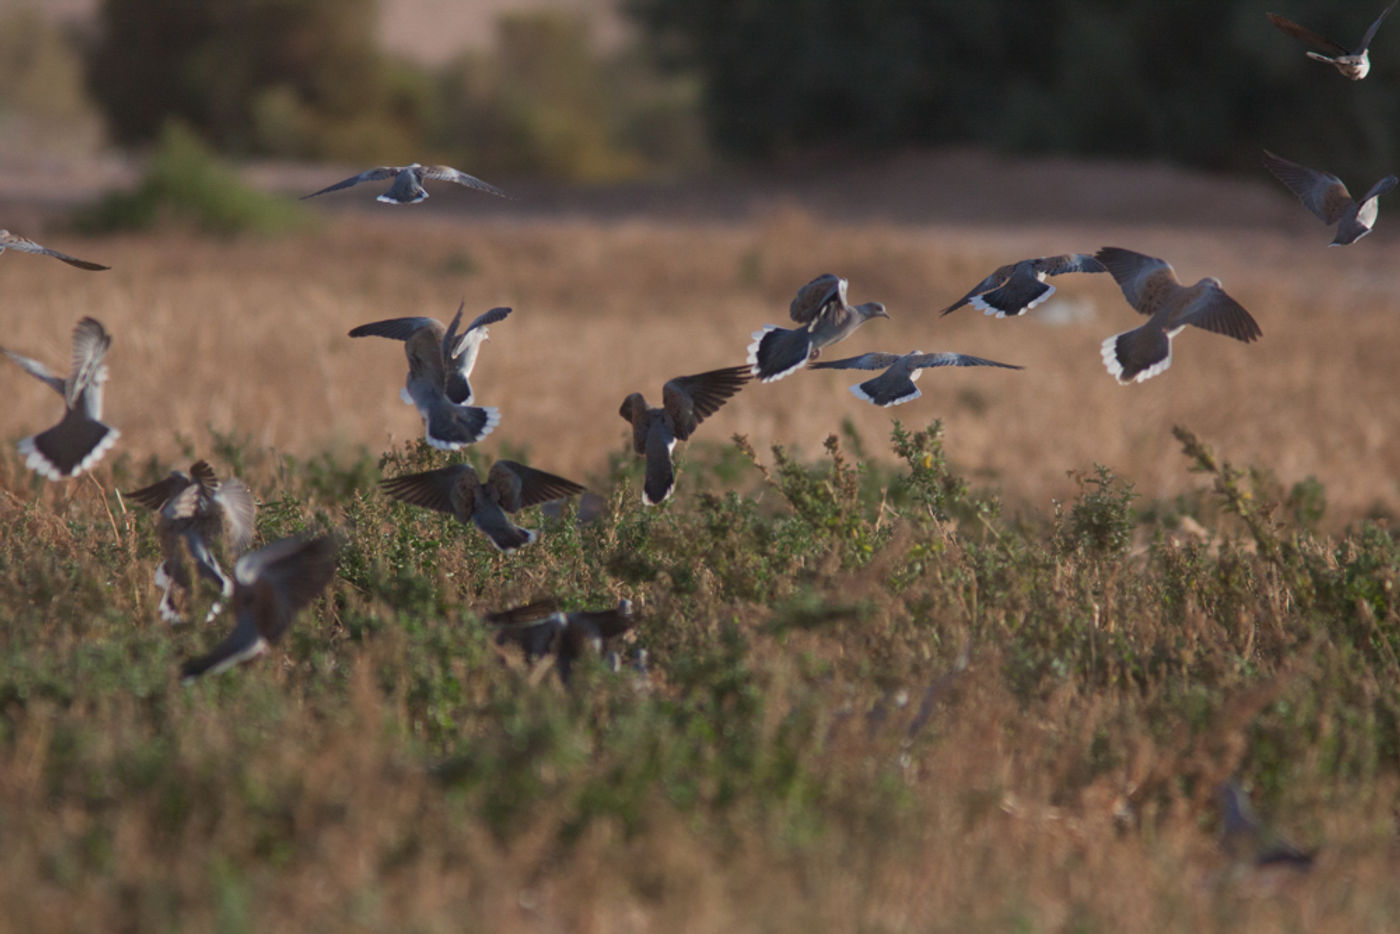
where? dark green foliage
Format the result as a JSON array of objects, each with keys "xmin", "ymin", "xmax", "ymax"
[
  {"xmin": 2, "ymin": 422, "xmax": 1398, "ymax": 926},
  {"xmin": 86, "ymin": 0, "xmax": 391, "ymax": 156},
  {"xmin": 73, "ymin": 122, "xmax": 307, "ymax": 235},
  {"xmin": 627, "ymin": 0, "xmax": 1400, "ymax": 180}
]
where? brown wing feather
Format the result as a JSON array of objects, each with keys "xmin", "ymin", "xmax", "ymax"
[
  {"xmin": 380, "ymin": 465, "xmax": 475, "ymax": 515},
  {"xmin": 488, "ymin": 461, "xmax": 585, "ymax": 513},
  {"xmin": 1266, "ymin": 13, "xmax": 1349, "ymax": 55},
  {"xmin": 661, "ymin": 365, "xmax": 750, "ymax": 440}
]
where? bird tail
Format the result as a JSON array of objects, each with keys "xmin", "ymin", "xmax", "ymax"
[
  {"xmin": 425, "ymin": 404, "xmax": 499, "ymax": 450},
  {"xmin": 1101, "ymin": 325, "xmax": 1172, "ymax": 384},
  {"xmin": 18, "ymin": 409, "xmax": 119, "ymax": 480},
  {"xmin": 747, "ymin": 326, "xmax": 813, "ymax": 382}
]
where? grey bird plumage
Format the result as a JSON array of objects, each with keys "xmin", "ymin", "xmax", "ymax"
[
  {"xmin": 748, "ymin": 274, "xmax": 889, "ymax": 382},
  {"xmin": 2, "ymin": 317, "xmax": 120, "ymax": 480},
  {"xmin": 180, "ymin": 533, "xmax": 339, "ymax": 681},
  {"xmin": 1218, "ymin": 782, "xmax": 1316, "ymax": 871},
  {"xmin": 810, "ymin": 351, "xmax": 1023, "ymax": 407},
  {"xmin": 300, "ymin": 163, "xmax": 508, "ymax": 204},
  {"xmin": 619, "ymin": 365, "xmax": 750, "ymax": 505},
  {"xmin": 0, "ymin": 230, "xmax": 108, "ymax": 270},
  {"xmin": 350, "ymin": 302, "xmax": 511, "ymax": 405},
  {"xmin": 1268, "ymin": 2, "xmax": 1396, "ymax": 80},
  {"xmin": 380, "ymin": 460, "xmax": 586, "ymax": 552},
  {"xmin": 489, "ymin": 598, "xmax": 635, "ymax": 684},
  {"xmin": 1096, "ymin": 247, "xmax": 1262, "ymax": 384},
  {"xmin": 127, "ymin": 461, "xmax": 256, "ymax": 625},
  {"xmin": 400, "ymin": 325, "xmax": 500, "ymax": 449},
  {"xmin": 940, "ymin": 254, "xmax": 1105, "ymax": 318},
  {"xmin": 1262, "ymin": 150, "xmax": 1397, "ymax": 246}
]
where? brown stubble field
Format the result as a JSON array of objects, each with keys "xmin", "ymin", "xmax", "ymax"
[{"xmin": 3, "ymin": 201, "xmax": 1398, "ymax": 524}]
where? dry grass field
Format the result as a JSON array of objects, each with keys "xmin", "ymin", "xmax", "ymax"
[
  {"xmin": 3, "ymin": 163, "xmax": 1398, "ymax": 524},
  {"xmin": 2, "ymin": 154, "xmax": 1400, "ymax": 932}
]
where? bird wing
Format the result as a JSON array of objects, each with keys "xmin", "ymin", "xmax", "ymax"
[
  {"xmin": 1261, "ymin": 150, "xmax": 1352, "ymax": 224},
  {"xmin": 789, "ymin": 274, "xmax": 846, "ymax": 324},
  {"xmin": 1359, "ymin": 0, "xmax": 1398, "ymax": 51},
  {"xmin": 418, "ymin": 165, "xmax": 509, "ymax": 198},
  {"xmin": 1357, "ymin": 173, "xmax": 1399, "ymax": 206},
  {"xmin": 486, "ymin": 461, "xmax": 586, "ymax": 513},
  {"xmin": 904, "ymin": 352, "xmax": 1024, "ymax": 370},
  {"xmin": 233, "ymin": 533, "xmax": 339, "ymax": 643},
  {"xmin": 300, "ymin": 166, "xmax": 399, "ymax": 199},
  {"xmin": 1, "ymin": 348, "xmax": 65, "ymax": 394},
  {"xmin": 463, "ymin": 305, "xmax": 512, "ymax": 334},
  {"xmin": 1266, "ymin": 13, "xmax": 1349, "ymax": 55},
  {"xmin": 66, "ymin": 317, "xmax": 113, "ymax": 407},
  {"xmin": 938, "ymin": 267, "xmax": 1011, "ymax": 315},
  {"xmin": 485, "ymin": 599, "xmax": 562, "ymax": 627},
  {"xmin": 1094, "ymin": 247, "xmax": 1177, "ymax": 316},
  {"xmin": 0, "ymin": 231, "xmax": 109, "ymax": 270},
  {"xmin": 661, "ymin": 365, "xmax": 750, "ymax": 440},
  {"xmin": 1039, "ymin": 253, "xmax": 1106, "ymax": 276},
  {"xmin": 570, "ymin": 600, "xmax": 635, "ymax": 638},
  {"xmin": 125, "ymin": 470, "xmax": 192, "ymax": 511},
  {"xmin": 809, "ymin": 352, "xmax": 903, "ymax": 371},
  {"xmin": 214, "ymin": 478, "xmax": 257, "ymax": 553},
  {"xmin": 1180, "ymin": 283, "xmax": 1263, "ymax": 343},
  {"xmin": 347, "ymin": 316, "xmax": 444, "ymax": 341},
  {"xmin": 380, "ymin": 464, "xmax": 475, "ymax": 516}
]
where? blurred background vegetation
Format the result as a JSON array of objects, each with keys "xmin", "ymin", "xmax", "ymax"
[{"xmin": 0, "ymin": 0, "xmax": 1396, "ymax": 184}]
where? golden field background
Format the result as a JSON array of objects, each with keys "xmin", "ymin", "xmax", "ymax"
[{"xmin": 2, "ymin": 153, "xmax": 1398, "ymax": 523}]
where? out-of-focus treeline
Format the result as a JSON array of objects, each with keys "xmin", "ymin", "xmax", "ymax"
[{"xmin": 2, "ymin": 0, "xmax": 1397, "ymax": 182}]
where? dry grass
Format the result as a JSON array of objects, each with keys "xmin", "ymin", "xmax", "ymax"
[
  {"xmin": 3, "ymin": 205, "xmax": 1398, "ymax": 524},
  {"xmin": 2, "ymin": 178, "xmax": 1400, "ymax": 932}
]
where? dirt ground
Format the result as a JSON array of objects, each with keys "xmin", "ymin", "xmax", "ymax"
[{"xmin": 2, "ymin": 149, "xmax": 1398, "ymax": 524}]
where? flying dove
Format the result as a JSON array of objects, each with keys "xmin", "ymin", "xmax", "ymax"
[
  {"xmin": 1095, "ymin": 247, "xmax": 1262, "ymax": 384},
  {"xmin": 396, "ymin": 324, "xmax": 500, "ymax": 449},
  {"xmin": 810, "ymin": 351, "xmax": 1023, "ymax": 407},
  {"xmin": 619, "ymin": 365, "xmax": 750, "ymax": 505},
  {"xmin": 2, "ymin": 317, "xmax": 119, "ymax": 480},
  {"xmin": 350, "ymin": 302, "xmax": 511, "ymax": 405},
  {"xmin": 300, "ymin": 163, "xmax": 508, "ymax": 204},
  {"xmin": 127, "ymin": 460, "xmax": 256, "ymax": 624},
  {"xmin": 1262, "ymin": 149, "xmax": 1396, "ymax": 245},
  {"xmin": 940, "ymin": 254, "xmax": 1105, "ymax": 318},
  {"xmin": 179, "ymin": 533, "xmax": 339, "ymax": 681},
  {"xmin": 380, "ymin": 460, "xmax": 586, "ymax": 552},
  {"xmin": 748, "ymin": 274, "xmax": 889, "ymax": 382},
  {"xmin": 0, "ymin": 230, "xmax": 108, "ymax": 271},
  {"xmin": 488, "ymin": 598, "xmax": 635, "ymax": 684},
  {"xmin": 1268, "ymin": 2, "xmax": 1396, "ymax": 79}
]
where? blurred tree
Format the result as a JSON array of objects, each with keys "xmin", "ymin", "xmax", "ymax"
[
  {"xmin": 85, "ymin": 0, "xmax": 421, "ymax": 159},
  {"xmin": 626, "ymin": 0, "xmax": 1400, "ymax": 179}
]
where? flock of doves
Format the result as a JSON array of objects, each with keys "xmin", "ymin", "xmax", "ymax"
[{"xmin": 0, "ymin": 6, "xmax": 1389, "ymax": 707}]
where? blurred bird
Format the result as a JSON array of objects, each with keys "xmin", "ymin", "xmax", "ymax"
[
  {"xmin": 1261, "ymin": 149, "xmax": 1397, "ymax": 246},
  {"xmin": 1268, "ymin": 2, "xmax": 1396, "ymax": 79},
  {"xmin": 0, "ymin": 230, "xmax": 108, "ymax": 270},
  {"xmin": 810, "ymin": 351, "xmax": 1023, "ymax": 407},
  {"xmin": 180, "ymin": 533, "xmax": 339, "ymax": 681},
  {"xmin": 619, "ymin": 365, "xmax": 750, "ymax": 505},
  {"xmin": 489, "ymin": 598, "xmax": 635, "ymax": 684},
  {"xmin": 398, "ymin": 324, "xmax": 500, "ymax": 449},
  {"xmin": 1095, "ymin": 247, "xmax": 1261, "ymax": 384},
  {"xmin": 2, "ymin": 317, "xmax": 119, "ymax": 480},
  {"xmin": 940, "ymin": 254, "xmax": 1105, "ymax": 318},
  {"xmin": 380, "ymin": 460, "xmax": 585, "ymax": 552},
  {"xmin": 349, "ymin": 302, "xmax": 511, "ymax": 405},
  {"xmin": 1218, "ymin": 782, "xmax": 1316, "ymax": 871},
  {"xmin": 300, "ymin": 163, "xmax": 508, "ymax": 204},
  {"xmin": 748, "ymin": 274, "xmax": 889, "ymax": 382},
  {"xmin": 126, "ymin": 460, "xmax": 256, "ymax": 624}
]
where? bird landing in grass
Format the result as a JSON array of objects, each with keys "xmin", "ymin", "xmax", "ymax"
[{"xmin": 2, "ymin": 317, "xmax": 119, "ymax": 480}]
